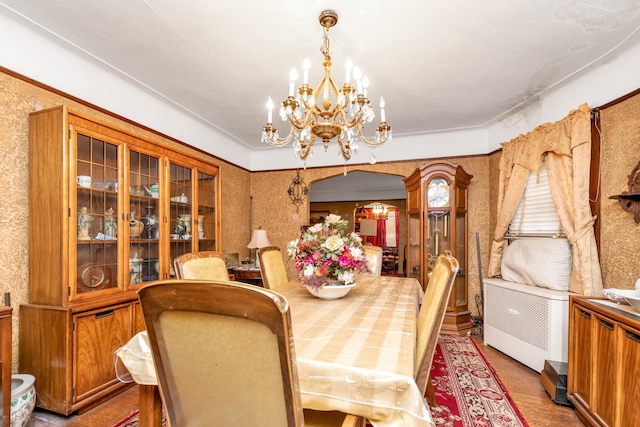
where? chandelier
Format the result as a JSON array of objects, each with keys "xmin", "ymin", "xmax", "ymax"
[
  {"xmin": 373, "ymin": 203, "xmax": 388, "ymax": 220},
  {"xmin": 261, "ymin": 10, "xmax": 392, "ymax": 165}
]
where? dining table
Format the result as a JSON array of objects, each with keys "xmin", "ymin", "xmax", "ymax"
[{"xmin": 116, "ymin": 276, "xmax": 434, "ymax": 427}]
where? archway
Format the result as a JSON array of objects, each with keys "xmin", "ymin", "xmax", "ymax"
[{"xmin": 308, "ymin": 171, "xmax": 406, "ymax": 275}]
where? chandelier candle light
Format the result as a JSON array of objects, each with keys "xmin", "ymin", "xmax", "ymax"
[{"xmin": 261, "ymin": 10, "xmax": 392, "ymax": 166}]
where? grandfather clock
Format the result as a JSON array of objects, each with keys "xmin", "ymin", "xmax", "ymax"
[{"xmin": 404, "ymin": 161, "xmax": 473, "ymax": 336}]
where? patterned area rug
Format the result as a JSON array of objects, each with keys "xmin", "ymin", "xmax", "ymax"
[
  {"xmin": 428, "ymin": 335, "xmax": 529, "ymax": 427},
  {"xmin": 112, "ymin": 411, "xmax": 165, "ymax": 427},
  {"xmin": 112, "ymin": 335, "xmax": 527, "ymax": 427}
]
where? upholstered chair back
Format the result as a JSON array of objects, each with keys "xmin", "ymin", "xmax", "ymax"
[
  {"xmin": 363, "ymin": 245, "xmax": 383, "ymax": 277},
  {"xmin": 258, "ymin": 246, "xmax": 289, "ymax": 290},
  {"xmin": 173, "ymin": 251, "xmax": 230, "ymax": 281},
  {"xmin": 138, "ymin": 280, "xmax": 305, "ymax": 427},
  {"xmin": 414, "ymin": 251, "xmax": 459, "ymax": 396}
]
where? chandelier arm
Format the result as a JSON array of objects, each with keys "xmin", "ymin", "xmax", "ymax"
[
  {"xmin": 299, "ymin": 134, "xmax": 314, "ymax": 161},
  {"xmin": 354, "ymin": 122, "xmax": 391, "ymax": 148},
  {"xmin": 340, "ymin": 108, "xmax": 363, "ymax": 130},
  {"xmin": 287, "ymin": 110, "xmax": 312, "ymax": 131},
  {"xmin": 264, "ymin": 125, "xmax": 297, "ymax": 147},
  {"xmin": 338, "ymin": 137, "xmax": 352, "ymax": 161}
]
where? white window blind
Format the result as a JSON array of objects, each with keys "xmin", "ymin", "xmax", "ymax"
[{"xmin": 508, "ymin": 163, "xmax": 563, "ymax": 236}]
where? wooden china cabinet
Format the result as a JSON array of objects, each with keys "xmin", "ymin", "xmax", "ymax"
[
  {"xmin": 403, "ymin": 161, "xmax": 473, "ymax": 336},
  {"xmin": 20, "ymin": 106, "xmax": 220, "ymax": 414}
]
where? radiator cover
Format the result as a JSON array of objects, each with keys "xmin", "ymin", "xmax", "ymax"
[{"xmin": 483, "ymin": 278, "xmax": 571, "ymax": 373}]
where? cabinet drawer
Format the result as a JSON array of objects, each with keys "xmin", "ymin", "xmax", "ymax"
[
  {"xmin": 73, "ymin": 304, "xmax": 132, "ymax": 403},
  {"xmin": 569, "ymin": 305, "xmax": 593, "ymax": 408},
  {"xmin": 619, "ymin": 325, "xmax": 640, "ymax": 427},
  {"xmin": 591, "ymin": 313, "xmax": 616, "ymax": 426}
]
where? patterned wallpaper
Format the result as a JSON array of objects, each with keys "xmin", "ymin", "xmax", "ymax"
[
  {"xmin": 251, "ymin": 157, "xmax": 492, "ymax": 318},
  {"xmin": 3, "ymin": 65, "xmax": 635, "ymax": 372},
  {"xmin": 600, "ymin": 97, "xmax": 640, "ymax": 289}
]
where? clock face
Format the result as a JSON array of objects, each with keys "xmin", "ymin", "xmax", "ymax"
[{"xmin": 428, "ymin": 178, "xmax": 450, "ymax": 208}]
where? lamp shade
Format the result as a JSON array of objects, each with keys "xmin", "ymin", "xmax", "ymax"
[
  {"xmin": 247, "ymin": 229, "xmax": 272, "ymax": 249},
  {"xmin": 359, "ymin": 219, "xmax": 377, "ymax": 236}
]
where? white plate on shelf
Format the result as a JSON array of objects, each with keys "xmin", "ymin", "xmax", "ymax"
[{"xmin": 624, "ymin": 294, "xmax": 640, "ymax": 311}]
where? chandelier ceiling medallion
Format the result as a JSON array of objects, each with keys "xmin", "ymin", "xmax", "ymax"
[{"xmin": 261, "ymin": 10, "xmax": 392, "ymax": 166}]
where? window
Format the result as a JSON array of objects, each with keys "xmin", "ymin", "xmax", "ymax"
[{"xmin": 508, "ymin": 163, "xmax": 563, "ymax": 237}]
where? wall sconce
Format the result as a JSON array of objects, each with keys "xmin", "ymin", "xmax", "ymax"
[{"xmin": 288, "ymin": 170, "xmax": 309, "ymax": 213}]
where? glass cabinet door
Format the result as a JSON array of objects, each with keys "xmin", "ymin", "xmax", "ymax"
[
  {"xmin": 426, "ymin": 210, "xmax": 451, "ymax": 272},
  {"xmin": 128, "ymin": 149, "xmax": 161, "ymax": 287},
  {"xmin": 453, "ymin": 210, "xmax": 468, "ymax": 310},
  {"xmin": 74, "ymin": 130, "xmax": 120, "ymax": 299},
  {"xmin": 169, "ymin": 161, "xmax": 194, "ymax": 276},
  {"xmin": 196, "ymin": 170, "xmax": 217, "ymax": 251}
]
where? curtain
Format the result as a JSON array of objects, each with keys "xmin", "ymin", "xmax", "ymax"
[
  {"xmin": 385, "ymin": 210, "xmax": 399, "ymax": 247},
  {"xmin": 375, "ymin": 219, "xmax": 387, "ymax": 246},
  {"xmin": 360, "ymin": 208, "xmax": 398, "ymax": 247},
  {"xmin": 488, "ymin": 103, "xmax": 603, "ymax": 295}
]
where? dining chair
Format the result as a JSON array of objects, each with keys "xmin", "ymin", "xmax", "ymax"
[
  {"xmin": 138, "ymin": 279, "xmax": 305, "ymax": 426},
  {"xmin": 363, "ymin": 245, "xmax": 383, "ymax": 276},
  {"xmin": 173, "ymin": 251, "xmax": 230, "ymax": 281},
  {"xmin": 258, "ymin": 246, "xmax": 289, "ymax": 289},
  {"xmin": 414, "ymin": 250, "xmax": 459, "ymax": 404},
  {"xmin": 139, "ymin": 279, "xmax": 365, "ymax": 427}
]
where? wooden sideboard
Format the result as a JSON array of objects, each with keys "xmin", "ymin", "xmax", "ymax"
[
  {"xmin": 1, "ymin": 306, "xmax": 12, "ymax": 427},
  {"xmin": 567, "ymin": 296, "xmax": 640, "ymax": 427}
]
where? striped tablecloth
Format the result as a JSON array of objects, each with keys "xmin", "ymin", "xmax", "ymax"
[
  {"xmin": 278, "ymin": 277, "xmax": 432, "ymax": 427},
  {"xmin": 117, "ymin": 276, "xmax": 432, "ymax": 427}
]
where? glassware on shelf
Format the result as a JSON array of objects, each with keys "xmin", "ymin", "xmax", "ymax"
[{"xmin": 140, "ymin": 206, "xmax": 158, "ymax": 239}]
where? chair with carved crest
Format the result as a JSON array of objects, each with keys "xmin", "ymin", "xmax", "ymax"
[
  {"xmin": 173, "ymin": 251, "xmax": 230, "ymax": 281},
  {"xmin": 414, "ymin": 250, "xmax": 459, "ymax": 405}
]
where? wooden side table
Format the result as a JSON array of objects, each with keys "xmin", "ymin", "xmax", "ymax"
[
  {"xmin": 1, "ymin": 306, "xmax": 12, "ymax": 427},
  {"xmin": 233, "ymin": 267, "xmax": 263, "ymax": 286}
]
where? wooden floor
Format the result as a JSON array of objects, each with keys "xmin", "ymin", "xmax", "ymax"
[{"xmin": 26, "ymin": 336, "xmax": 584, "ymax": 427}]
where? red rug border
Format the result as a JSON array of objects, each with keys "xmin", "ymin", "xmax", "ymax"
[
  {"xmin": 112, "ymin": 409, "xmax": 139, "ymax": 427},
  {"xmin": 466, "ymin": 336, "xmax": 530, "ymax": 426}
]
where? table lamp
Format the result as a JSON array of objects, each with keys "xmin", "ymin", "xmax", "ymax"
[{"xmin": 247, "ymin": 228, "xmax": 272, "ymax": 267}]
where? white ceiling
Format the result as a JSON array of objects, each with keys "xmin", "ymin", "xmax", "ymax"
[
  {"xmin": 310, "ymin": 171, "xmax": 406, "ymax": 203},
  {"xmin": 2, "ymin": 0, "xmax": 640, "ymax": 157}
]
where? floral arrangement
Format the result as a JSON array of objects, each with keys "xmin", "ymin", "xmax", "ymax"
[{"xmin": 287, "ymin": 214, "xmax": 370, "ymax": 288}]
